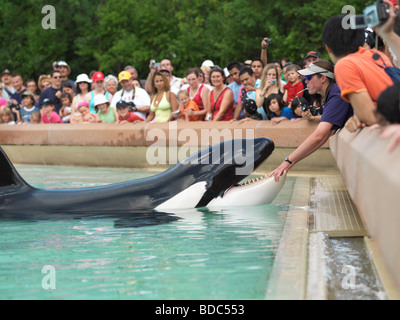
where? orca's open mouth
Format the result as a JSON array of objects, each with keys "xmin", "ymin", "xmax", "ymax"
[
  {"xmin": 223, "ymin": 174, "xmax": 271, "ymax": 196},
  {"xmin": 207, "ymin": 172, "xmax": 287, "ymax": 208}
]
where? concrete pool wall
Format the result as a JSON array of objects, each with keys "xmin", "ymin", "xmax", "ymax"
[
  {"xmin": 330, "ymin": 128, "xmax": 400, "ymax": 299},
  {"xmin": 0, "ymin": 121, "xmax": 335, "ymax": 173}
]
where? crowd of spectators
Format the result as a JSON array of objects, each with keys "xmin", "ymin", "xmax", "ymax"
[
  {"xmin": 1, "ymin": 0, "xmax": 400, "ymax": 153},
  {"xmin": 0, "ymin": 51, "xmax": 323, "ymax": 126}
]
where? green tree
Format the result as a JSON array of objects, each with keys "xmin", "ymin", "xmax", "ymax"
[{"xmin": 0, "ymin": 0, "xmax": 371, "ymax": 82}]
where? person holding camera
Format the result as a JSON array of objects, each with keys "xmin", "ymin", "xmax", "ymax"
[
  {"xmin": 255, "ymin": 63, "xmax": 284, "ymax": 118},
  {"xmin": 260, "ymin": 38, "xmax": 271, "ymax": 67},
  {"xmin": 375, "ymin": 0, "xmax": 400, "ymax": 66},
  {"xmin": 110, "ymin": 71, "xmax": 151, "ymax": 121},
  {"xmin": 269, "ymin": 61, "xmax": 353, "ymax": 182},
  {"xmin": 236, "ymin": 67, "xmax": 262, "ymax": 120}
]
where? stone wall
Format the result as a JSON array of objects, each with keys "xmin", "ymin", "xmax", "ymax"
[
  {"xmin": 0, "ymin": 121, "xmax": 336, "ymax": 172},
  {"xmin": 330, "ymin": 128, "xmax": 400, "ymax": 296}
]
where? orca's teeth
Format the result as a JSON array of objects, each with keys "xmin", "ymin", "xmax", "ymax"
[{"xmin": 239, "ymin": 176, "xmax": 266, "ymax": 187}]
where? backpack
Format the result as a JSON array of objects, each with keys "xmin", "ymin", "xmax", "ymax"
[{"xmin": 374, "ymin": 52, "xmax": 400, "ymax": 84}]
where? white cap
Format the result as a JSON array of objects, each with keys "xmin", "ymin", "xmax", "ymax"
[
  {"xmin": 298, "ymin": 63, "xmax": 335, "ymax": 79},
  {"xmin": 201, "ymin": 60, "xmax": 214, "ymax": 68},
  {"xmin": 93, "ymin": 94, "xmax": 109, "ymax": 107},
  {"xmin": 75, "ymin": 73, "xmax": 92, "ymax": 83}
]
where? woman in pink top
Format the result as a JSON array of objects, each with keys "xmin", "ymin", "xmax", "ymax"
[
  {"xmin": 186, "ymin": 68, "xmax": 210, "ymax": 120},
  {"xmin": 209, "ymin": 68, "xmax": 234, "ymax": 121}
]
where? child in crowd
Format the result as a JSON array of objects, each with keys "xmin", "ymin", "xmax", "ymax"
[
  {"xmin": 0, "ymin": 108, "xmax": 16, "ymax": 125},
  {"xmin": 94, "ymin": 94, "xmax": 118, "ymax": 123},
  {"xmin": 41, "ymin": 99, "xmax": 64, "ymax": 123},
  {"xmin": 265, "ymin": 93, "xmax": 293, "ymax": 124},
  {"xmin": 61, "ymin": 81, "xmax": 75, "ymax": 100},
  {"xmin": 283, "ymin": 64, "xmax": 304, "ymax": 106},
  {"xmin": 59, "ymin": 92, "xmax": 73, "ymax": 123},
  {"xmin": 290, "ymin": 96, "xmax": 308, "ymax": 122},
  {"xmin": 116, "ymin": 101, "xmax": 144, "ymax": 124},
  {"xmin": 19, "ymin": 91, "xmax": 40, "ymax": 123},
  {"xmin": 175, "ymin": 90, "xmax": 201, "ymax": 121},
  {"xmin": 76, "ymin": 101, "xmax": 96, "ymax": 123},
  {"xmin": 31, "ymin": 111, "xmax": 41, "ymax": 124},
  {"xmin": 70, "ymin": 111, "xmax": 83, "ymax": 124},
  {"xmin": 0, "ymin": 97, "xmax": 8, "ymax": 110}
]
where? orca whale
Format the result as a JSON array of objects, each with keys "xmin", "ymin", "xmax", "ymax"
[{"xmin": 0, "ymin": 138, "xmax": 285, "ymax": 222}]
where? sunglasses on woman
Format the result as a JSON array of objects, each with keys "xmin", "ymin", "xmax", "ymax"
[{"xmin": 305, "ymin": 74, "xmax": 317, "ymax": 81}]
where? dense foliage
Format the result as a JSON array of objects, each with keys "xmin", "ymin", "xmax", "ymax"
[{"xmin": 0, "ymin": 0, "xmax": 368, "ymax": 80}]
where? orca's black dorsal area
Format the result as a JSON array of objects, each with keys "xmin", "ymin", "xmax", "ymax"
[{"xmin": 0, "ymin": 147, "xmax": 29, "ymax": 188}]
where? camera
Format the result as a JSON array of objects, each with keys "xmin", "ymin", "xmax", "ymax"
[
  {"xmin": 150, "ymin": 59, "xmax": 161, "ymax": 70},
  {"xmin": 116, "ymin": 100, "xmax": 136, "ymax": 111},
  {"xmin": 9, "ymin": 102, "xmax": 20, "ymax": 110},
  {"xmin": 265, "ymin": 38, "xmax": 272, "ymax": 45},
  {"xmin": 352, "ymin": 0, "xmax": 389, "ymax": 29},
  {"xmin": 241, "ymin": 89, "xmax": 258, "ymax": 115},
  {"xmin": 301, "ymin": 103, "xmax": 320, "ymax": 116}
]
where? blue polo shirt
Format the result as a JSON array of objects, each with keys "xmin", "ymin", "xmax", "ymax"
[{"xmin": 321, "ymin": 83, "xmax": 353, "ymax": 130}]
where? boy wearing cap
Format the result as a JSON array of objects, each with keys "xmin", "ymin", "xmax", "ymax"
[
  {"xmin": 110, "ymin": 71, "xmax": 150, "ymax": 120},
  {"xmin": 41, "ymin": 98, "xmax": 63, "ymax": 124},
  {"xmin": 116, "ymin": 100, "xmax": 144, "ymax": 124},
  {"xmin": 19, "ymin": 91, "xmax": 40, "ymax": 123}
]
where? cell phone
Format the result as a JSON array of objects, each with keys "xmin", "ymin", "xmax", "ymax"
[
  {"xmin": 173, "ymin": 110, "xmax": 181, "ymax": 115},
  {"xmin": 270, "ymin": 79, "xmax": 277, "ymax": 85}
]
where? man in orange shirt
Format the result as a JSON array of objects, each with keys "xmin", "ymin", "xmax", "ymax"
[{"xmin": 322, "ymin": 15, "xmax": 394, "ymax": 132}]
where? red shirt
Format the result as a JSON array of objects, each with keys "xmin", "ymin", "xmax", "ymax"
[
  {"xmin": 283, "ymin": 81, "xmax": 304, "ymax": 104},
  {"xmin": 210, "ymin": 87, "xmax": 234, "ymax": 121},
  {"xmin": 188, "ymin": 84, "xmax": 205, "ymax": 109},
  {"xmin": 118, "ymin": 112, "xmax": 143, "ymax": 122}
]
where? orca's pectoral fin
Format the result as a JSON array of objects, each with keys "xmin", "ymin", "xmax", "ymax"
[{"xmin": 113, "ymin": 211, "xmax": 181, "ymax": 228}]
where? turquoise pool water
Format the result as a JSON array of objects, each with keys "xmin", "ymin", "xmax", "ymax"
[{"xmin": 0, "ymin": 165, "xmax": 291, "ymax": 300}]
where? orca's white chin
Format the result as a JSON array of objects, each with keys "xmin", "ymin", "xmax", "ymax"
[{"xmin": 207, "ymin": 172, "xmax": 287, "ymax": 208}]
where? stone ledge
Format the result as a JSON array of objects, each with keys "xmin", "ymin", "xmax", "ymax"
[
  {"xmin": 0, "ymin": 120, "xmax": 326, "ymax": 148},
  {"xmin": 330, "ymin": 128, "xmax": 400, "ymax": 297}
]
